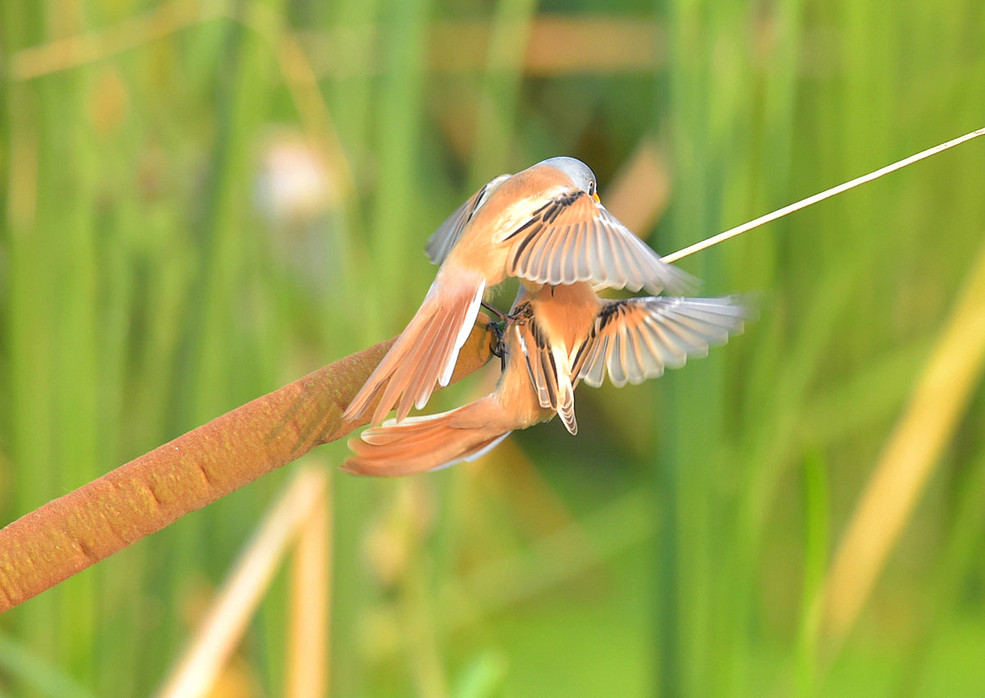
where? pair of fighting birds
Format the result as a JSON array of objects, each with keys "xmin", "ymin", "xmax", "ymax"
[{"xmin": 342, "ymin": 157, "xmax": 750, "ymax": 476}]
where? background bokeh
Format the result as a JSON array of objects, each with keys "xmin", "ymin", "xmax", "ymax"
[{"xmin": 2, "ymin": 0, "xmax": 985, "ymax": 696}]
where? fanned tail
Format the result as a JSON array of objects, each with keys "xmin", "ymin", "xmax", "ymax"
[
  {"xmin": 343, "ymin": 400, "xmax": 510, "ymax": 476},
  {"xmin": 343, "ymin": 273, "xmax": 486, "ymax": 425}
]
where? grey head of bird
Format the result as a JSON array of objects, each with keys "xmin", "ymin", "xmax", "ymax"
[{"xmin": 537, "ymin": 156, "xmax": 598, "ymax": 198}]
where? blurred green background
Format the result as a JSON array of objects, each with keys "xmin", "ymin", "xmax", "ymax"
[{"xmin": 2, "ymin": 0, "xmax": 985, "ymax": 696}]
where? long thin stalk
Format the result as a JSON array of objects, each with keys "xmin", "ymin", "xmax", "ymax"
[{"xmin": 663, "ymin": 126, "xmax": 985, "ymax": 264}]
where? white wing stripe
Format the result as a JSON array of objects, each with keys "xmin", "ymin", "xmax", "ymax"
[{"xmin": 438, "ymin": 280, "xmax": 487, "ymax": 387}]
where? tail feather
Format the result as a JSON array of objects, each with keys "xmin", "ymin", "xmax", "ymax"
[
  {"xmin": 343, "ymin": 274, "xmax": 486, "ymax": 425},
  {"xmin": 360, "ymin": 411, "xmax": 454, "ymax": 445},
  {"xmin": 343, "ymin": 402, "xmax": 510, "ymax": 476}
]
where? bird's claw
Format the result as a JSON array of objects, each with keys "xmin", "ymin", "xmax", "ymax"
[{"xmin": 485, "ymin": 319, "xmax": 507, "ymax": 371}]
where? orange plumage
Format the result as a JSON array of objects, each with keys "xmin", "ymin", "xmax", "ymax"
[
  {"xmin": 343, "ymin": 157, "xmax": 693, "ymax": 426},
  {"xmin": 344, "ymin": 282, "xmax": 750, "ymax": 476}
]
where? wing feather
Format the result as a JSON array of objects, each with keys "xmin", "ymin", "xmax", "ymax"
[
  {"xmin": 426, "ymin": 174, "xmax": 510, "ymax": 265},
  {"xmin": 607, "ymin": 333, "xmax": 627, "ymax": 387},
  {"xmin": 344, "ymin": 275, "xmax": 487, "ymax": 425},
  {"xmin": 578, "ymin": 296, "xmax": 752, "ymax": 389},
  {"xmin": 509, "ymin": 300, "xmax": 579, "ymax": 434},
  {"xmin": 568, "ymin": 222, "xmax": 588, "ymax": 279},
  {"xmin": 580, "ymin": 339, "xmax": 607, "ymax": 388},
  {"xmin": 512, "ymin": 305, "xmax": 554, "ymax": 410},
  {"xmin": 505, "ymin": 191, "xmax": 695, "ymax": 294},
  {"xmin": 645, "ymin": 317, "xmax": 688, "ymax": 368}
]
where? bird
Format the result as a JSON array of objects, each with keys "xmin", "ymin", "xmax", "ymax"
[
  {"xmin": 342, "ymin": 156, "xmax": 695, "ymax": 427},
  {"xmin": 343, "ymin": 282, "xmax": 749, "ymax": 476},
  {"xmin": 512, "ymin": 282, "xmax": 752, "ymax": 436}
]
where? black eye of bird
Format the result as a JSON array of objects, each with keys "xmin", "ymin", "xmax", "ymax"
[{"xmin": 588, "ymin": 181, "xmax": 596, "ymax": 196}]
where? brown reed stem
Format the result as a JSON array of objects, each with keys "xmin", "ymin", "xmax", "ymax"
[{"xmin": 0, "ymin": 322, "xmax": 494, "ymax": 612}]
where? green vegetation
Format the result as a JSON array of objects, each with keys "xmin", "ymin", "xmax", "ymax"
[{"xmin": 2, "ymin": 0, "xmax": 984, "ymax": 695}]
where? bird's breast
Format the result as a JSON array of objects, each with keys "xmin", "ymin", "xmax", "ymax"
[{"xmin": 529, "ymin": 283, "xmax": 602, "ymax": 353}]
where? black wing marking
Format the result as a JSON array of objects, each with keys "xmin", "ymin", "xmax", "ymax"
[{"xmin": 504, "ymin": 190, "xmax": 695, "ymax": 295}]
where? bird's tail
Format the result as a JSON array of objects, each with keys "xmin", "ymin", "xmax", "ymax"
[
  {"xmin": 343, "ymin": 273, "xmax": 487, "ymax": 425},
  {"xmin": 343, "ymin": 400, "xmax": 510, "ymax": 476}
]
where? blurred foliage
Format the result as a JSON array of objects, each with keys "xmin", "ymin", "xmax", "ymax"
[{"xmin": 2, "ymin": 0, "xmax": 985, "ymax": 696}]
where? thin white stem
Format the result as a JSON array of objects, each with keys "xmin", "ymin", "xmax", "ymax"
[{"xmin": 663, "ymin": 126, "xmax": 985, "ymax": 264}]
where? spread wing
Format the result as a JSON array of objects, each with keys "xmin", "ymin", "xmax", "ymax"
[
  {"xmin": 503, "ymin": 189, "xmax": 696, "ymax": 295},
  {"xmin": 343, "ymin": 274, "xmax": 487, "ymax": 425},
  {"xmin": 426, "ymin": 174, "xmax": 511, "ymax": 265},
  {"xmin": 574, "ymin": 296, "xmax": 751, "ymax": 388}
]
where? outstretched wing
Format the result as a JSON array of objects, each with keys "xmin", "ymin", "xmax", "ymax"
[
  {"xmin": 426, "ymin": 174, "xmax": 511, "ymax": 265},
  {"xmin": 575, "ymin": 296, "xmax": 752, "ymax": 388},
  {"xmin": 503, "ymin": 190, "xmax": 695, "ymax": 295},
  {"xmin": 343, "ymin": 273, "xmax": 487, "ymax": 425}
]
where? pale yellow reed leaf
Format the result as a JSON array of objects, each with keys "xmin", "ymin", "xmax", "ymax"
[
  {"xmin": 820, "ymin": 239, "xmax": 985, "ymax": 648},
  {"xmin": 156, "ymin": 467, "xmax": 328, "ymax": 698}
]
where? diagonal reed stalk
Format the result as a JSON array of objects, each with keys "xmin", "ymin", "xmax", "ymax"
[
  {"xmin": 662, "ymin": 126, "xmax": 985, "ymax": 264},
  {"xmin": 0, "ymin": 324, "xmax": 494, "ymax": 613}
]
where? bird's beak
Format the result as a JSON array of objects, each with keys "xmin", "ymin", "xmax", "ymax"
[{"xmin": 591, "ymin": 192, "xmax": 600, "ymax": 203}]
